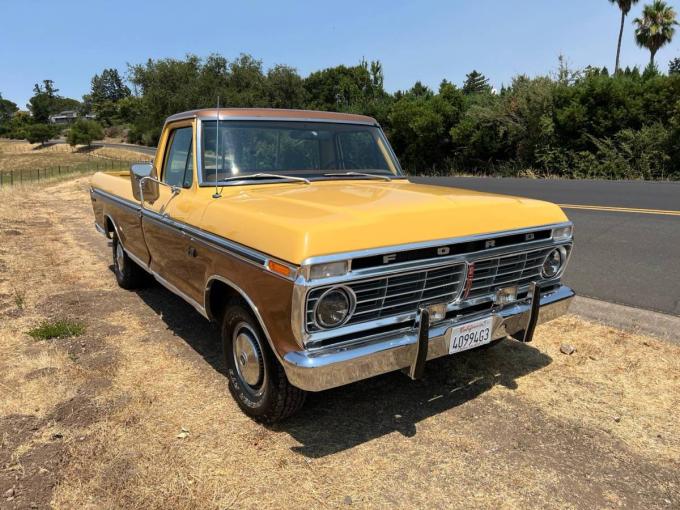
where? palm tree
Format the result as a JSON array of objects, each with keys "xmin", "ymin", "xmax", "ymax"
[
  {"xmin": 634, "ymin": 0, "xmax": 679, "ymax": 67},
  {"xmin": 609, "ymin": 0, "xmax": 640, "ymax": 73}
]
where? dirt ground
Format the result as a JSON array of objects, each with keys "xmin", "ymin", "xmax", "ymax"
[{"xmin": 0, "ymin": 178, "xmax": 678, "ymax": 509}]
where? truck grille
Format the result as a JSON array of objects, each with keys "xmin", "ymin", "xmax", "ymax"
[
  {"xmin": 306, "ymin": 263, "xmax": 467, "ymax": 331},
  {"xmin": 467, "ymin": 247, "xmax": 556, "ymax": 299}
]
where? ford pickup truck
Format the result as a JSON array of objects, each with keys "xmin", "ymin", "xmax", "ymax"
[{"xmin": 90, "ymin": 108, "xmax": 575, "ymax": 422}]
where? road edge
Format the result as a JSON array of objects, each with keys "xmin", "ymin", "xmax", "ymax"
[{"xmin": 569, "ymin": 296, "xmax": 680, "ymax": 345}]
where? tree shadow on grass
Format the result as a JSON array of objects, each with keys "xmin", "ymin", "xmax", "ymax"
[{"xmin": 128, "ymin": 272, "xmax": 552, "ymax": 458}]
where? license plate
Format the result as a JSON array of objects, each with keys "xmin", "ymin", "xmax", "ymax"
[{"xmin": 448, "ymin": 316, "xmax": 494, "ymax": 354}]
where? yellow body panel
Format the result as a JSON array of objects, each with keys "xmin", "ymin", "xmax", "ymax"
[
  {"xmin": 92, "ymin": 172, "xmax": 568, "ymax": 265},
  {"xmin": 198, "ymin": 181, "xmax": 568, "ymax": 263}
]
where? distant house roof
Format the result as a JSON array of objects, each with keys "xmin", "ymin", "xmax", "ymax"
[{"xmin": 48, "ymin": 110, "xmax": 81, "ymax": 123}]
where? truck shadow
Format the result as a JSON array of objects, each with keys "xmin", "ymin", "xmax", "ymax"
[
  {"xmin": 132, "ymin": 276, "xmax": 552, "ymax": 459},
  {"xmin": 280, "ymin": 341, "xmax": 552, "ymax": 457}
]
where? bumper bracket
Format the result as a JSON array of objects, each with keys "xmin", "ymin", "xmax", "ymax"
[
  {"xmin": 407, "ymin": 307, "xmax": 430, "ymax": 379},
  {"xmin": 511, "ymin": 282, "xmax": 543, "ymax": 343}
]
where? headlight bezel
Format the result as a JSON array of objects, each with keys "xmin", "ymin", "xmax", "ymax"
[
  {"xmin": 312, "ymin": 285, "xmax": 356, "ymax": 329},
  {"xmin": 541, "ymin": 246, "xmax": 568, "ymax": 279}
]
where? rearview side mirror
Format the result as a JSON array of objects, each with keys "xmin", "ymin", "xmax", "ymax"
[{"xmin": 130, "ymin": 163, "xmax": 159, "ymax": 203}]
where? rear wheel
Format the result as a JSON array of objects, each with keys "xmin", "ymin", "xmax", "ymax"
[
  {"xmin": 222, "ymin": 304, "xmax": 306, "ymax": 423},
  {"xmin": 111, "ymin": 232, "xmax": 147, "ymax": 289}
]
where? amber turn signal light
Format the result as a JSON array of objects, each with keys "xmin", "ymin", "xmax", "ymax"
[{"xmin": 267, "ymin": 260, "xmax": 293, "ymax": 278}]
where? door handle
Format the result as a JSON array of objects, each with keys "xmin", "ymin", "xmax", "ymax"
[{"xmin": 186, "ymin": 246, "xmax": 197, "ymax": 258}]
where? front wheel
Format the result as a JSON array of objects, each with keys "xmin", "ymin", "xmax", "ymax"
[{"xmin": 222, "ymin": 304, "xmax": 306, "ymax": 423}]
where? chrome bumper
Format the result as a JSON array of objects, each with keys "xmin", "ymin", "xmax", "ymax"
[{"xmin": 282, "ymin": 285, "xmax": 574, "ymax": 392}]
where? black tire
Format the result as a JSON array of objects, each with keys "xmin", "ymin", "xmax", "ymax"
[
  {"xmin": 222, "ymin": 304, "xmax": 306, "ymax": 423},
  {"xmin": 111, "ymin": 232, "xmax": 147, "ymax": 290}
]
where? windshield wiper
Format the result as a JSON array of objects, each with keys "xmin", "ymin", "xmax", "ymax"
[
  {"xmin": 218, "ymin": 173, "xmax": 311, "ymax": 185},
  {"xmin": 323, "ymin": 171, "xmax": 392, "ymax": 181}
]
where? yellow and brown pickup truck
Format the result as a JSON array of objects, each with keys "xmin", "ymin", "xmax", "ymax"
[{"xmin": 90, "ymin": 108, "xmax": 574, "ymax": 422}]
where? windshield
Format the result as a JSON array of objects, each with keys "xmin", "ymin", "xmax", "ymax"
[{"xmin": 200, "ymin": 120, "xmax": 401, "ymax": 183}]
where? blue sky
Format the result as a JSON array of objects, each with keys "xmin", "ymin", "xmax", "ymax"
[{"xmin": 2, "ymin": 0, "xmax": 679, "ymax": 108}]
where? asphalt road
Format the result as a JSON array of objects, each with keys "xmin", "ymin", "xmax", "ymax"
[{"xmin": 414, "ymin": 177, "xmax": 680, "ymax": 317}]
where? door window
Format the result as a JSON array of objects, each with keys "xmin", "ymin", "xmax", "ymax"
[{"xmin": 163, "ymin": 127, "xmax": 194, "ymax": 187}]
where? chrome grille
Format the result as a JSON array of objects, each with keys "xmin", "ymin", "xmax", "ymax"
[
  {"xmin": 306, "ymin": 263, "xmax": 466, "ymax": 332},
  {"xmin": 467, "ymin": 247, "xmax": 557, "ymax": 299}
]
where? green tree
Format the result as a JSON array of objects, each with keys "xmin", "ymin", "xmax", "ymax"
[
  {"xmin": 609, "ymin": 0, "xmax": 640, "ymax": 73},
  {"xmin": 67, "ymin": 119, "xmax": 104, "ymax": 147},
  {"xmin": 634, "ymin": 0, "xmax": 678, "ymax": 67},
  {"xmin": 408, "ymin": 81, "xmax": 434, "ymax": 98},
  {"xmin": 0, "ymin": 93, "xmax": 19, "ymax": 131},
  {"xmin": 28, "ymin": 80, "xmax": 59, "ymax": 122},
  {"xmin": 25, "ymin": 123, "xmax": 59, "ymax": 146},
  {"xmin": 83, "ymin": 68, "xmax": 130, "ymax": 124},
  {"xmin": 266, "ymin": 65, "xmax": 306, "ymax": 108},
  {"xmin": 304, "ymin": 62, "xmax": 379, "ymax": 110},
  {"xmin": 463, "ymin": 71, "xmax": 491, "ymax": 94},
  {"xmin": 4, "ymin": 111, "xmax": 31, "ymax": 139},
  {"xmin": 225, "ymin": 54, "xmax": 267, "ymax": 106},
  {"xmin": 91, "ymin": 68, "xmax": 131, "ymax": 103},
  {"xmin": 669, "ymin": 56, "xmax": 680, "ymax": 74}
]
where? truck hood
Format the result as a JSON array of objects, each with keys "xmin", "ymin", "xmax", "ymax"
[{"xmin": 198, "ymin": 180, "xmax": 569, "ymax": 265}]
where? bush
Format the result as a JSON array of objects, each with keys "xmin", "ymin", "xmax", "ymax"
[
  {"xmin": 67, "ymin": 119, "xmax": 104, "ymax": 147},
  {"xmin": 25, "ymin": 123, "xmax": 59, "ymax": 145},
  {"xmin": 104, "ymin": 125, "xmax": 125, "ymax": 139}
]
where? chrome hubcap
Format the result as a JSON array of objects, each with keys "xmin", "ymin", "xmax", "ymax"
[
  {"xmin": 115, "ymin": 242, "xmax": 125, "ymax": 271},
  {"xmin": 233, "ymin": 323, "xmax": 263, "ymax": 388}
]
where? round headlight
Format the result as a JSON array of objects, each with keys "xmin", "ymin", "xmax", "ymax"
[
  {"xmin": 314, "ymin": 287, "xmax": 354, "ymax": 328},
  {"xmin": 542, "ymin": 247, "xmax": 566, "ymax": 278}
]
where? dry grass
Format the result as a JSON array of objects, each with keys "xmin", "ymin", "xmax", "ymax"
[
  {"xmin": 0, "ymin": 178, "xmax": 678, "ymax": 509},
  {"xmin": 0, "ymin": 140, "xmax": 151, "ymax": 174}
]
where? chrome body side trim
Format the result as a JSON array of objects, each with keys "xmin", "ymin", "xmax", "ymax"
[
  {"xmin": 283, "ymin": 285, "xmax": 575, "ymax": 392},
  {"xmin": 203, "ymin": 275, "xmax": 285, "ymax": 364},
  {"xmin": 90, "ymin": 187, "xmax": 296, "ymax": 280},
  {"xmin": 153, "ymin": 271, "xmax": 209, "ymax": 319},
  {"xmin": 94, "ymin": 188, "xmax": 141, "ymax": 213},
  {"xmin": 100, "ymin": 212, "xmax": 208, "ymax": 319},
  {"xmin": 94, "ymin": 188, "xmax": 292, "ymax": 360},
  {"xmin": 103, "ymin": 213, "xmax": 122, "ymax": 240}
]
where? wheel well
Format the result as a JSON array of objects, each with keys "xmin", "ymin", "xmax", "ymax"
[
  {"xmin": 206, "ymin": 279, "xmax": 248, "ymax": 324},
  {"xmin": 104, "ymin": 216, "xmax": 115, "ymax": 239}
]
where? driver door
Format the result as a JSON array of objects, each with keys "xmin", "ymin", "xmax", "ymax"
[{"xmin": 142, "ymin": 122, "xmax": 202, "ymax": 301}]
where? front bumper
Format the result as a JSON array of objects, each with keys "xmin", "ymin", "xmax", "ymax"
[{"xmin": 282, "ymin": 284, "xmax": 574, "ymax": 391}]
